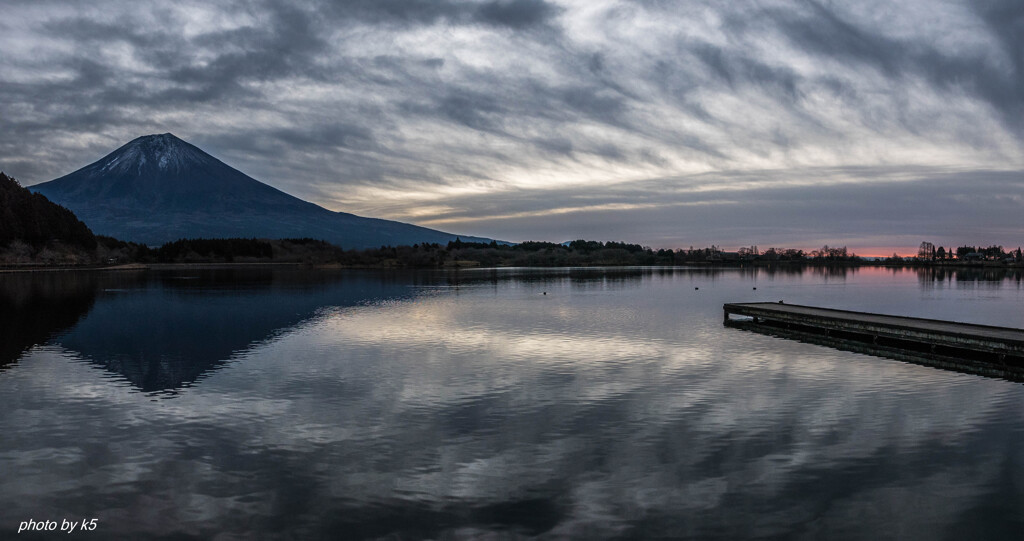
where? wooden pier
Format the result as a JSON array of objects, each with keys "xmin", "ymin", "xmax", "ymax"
[{"xmin": 723, "ymin": 302, "xmax": 1024, "ymax": 381}]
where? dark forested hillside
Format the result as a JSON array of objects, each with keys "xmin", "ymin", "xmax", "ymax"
[{"xmin": 0, "ymin": 171, "xmax": 97, "ymax": 252}]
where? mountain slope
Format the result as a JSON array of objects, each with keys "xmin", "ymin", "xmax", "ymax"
[{"xmin": 31, "ymin": 134, "xmax": 490, "ymax": 248}]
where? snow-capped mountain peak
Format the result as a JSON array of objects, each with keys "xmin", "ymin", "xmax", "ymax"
[{"xmin": 97, "ymin": 133, "xmax": 213, "ymax": 175}]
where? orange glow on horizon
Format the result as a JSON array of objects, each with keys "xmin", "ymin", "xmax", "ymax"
[
  {"xmin": 671, "ymin": 247, "xmax": 924, "ymax": 259},
  {"xmin": 855, "ymin": 249, "xmax": 918, "ymax": 259}
]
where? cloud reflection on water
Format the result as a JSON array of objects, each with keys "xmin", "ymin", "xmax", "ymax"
[{"xmin": 1, "ymin": 267, "xmax": 1023, "ymax": 538}]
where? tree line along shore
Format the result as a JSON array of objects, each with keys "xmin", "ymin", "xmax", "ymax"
[
  {"xmin": 2, "ymin": 171, "xmax": 1021, "ymax": 270},
  {"xmin": 5, "ymin": 235, "xmax": 1022, "ymax": 271}
]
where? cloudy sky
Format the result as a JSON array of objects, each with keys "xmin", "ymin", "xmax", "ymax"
[{"xmin": 2, "ymin": 0, "xmax": 1021, "ymax": 254}]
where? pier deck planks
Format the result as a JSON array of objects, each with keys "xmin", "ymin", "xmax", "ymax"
[
  {"xmin": 725, "ymin": 302, "xmax": 1024, "ymax": 346},
  {"xmin": 723, "ymin": 302, "xmax": 1024, "ymax": 380}
]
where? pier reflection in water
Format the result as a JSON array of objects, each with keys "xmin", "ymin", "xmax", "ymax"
[{"xmin": 1, "ymin": 266, "xmax": 1024, "ymax": 539}]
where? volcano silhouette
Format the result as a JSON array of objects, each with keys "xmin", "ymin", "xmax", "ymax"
[{"xmin": 31, "ymin": 133, "xmax": 490, "ymax": 248}]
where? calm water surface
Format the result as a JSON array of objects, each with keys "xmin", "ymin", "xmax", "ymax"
[{"xmin": 2, "ymin": 266, "xmax": 1023, "ymax": 539}]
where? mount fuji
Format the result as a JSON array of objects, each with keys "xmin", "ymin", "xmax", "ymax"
[{"xmin": 30, "ymin": 133, "xmax": 491, "ymax": 248}]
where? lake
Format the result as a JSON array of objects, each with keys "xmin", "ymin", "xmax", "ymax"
[{"xmin": 2, "ymin": 266, "xmax": 1023, "ymax": 539}]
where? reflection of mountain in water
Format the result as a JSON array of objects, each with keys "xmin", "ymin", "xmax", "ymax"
[
  {"xmin": 0, "ymin": 273, "xmax": 100, "ymax": 368},
  {"xmin": 53, "ymin": 269, "xmax": 417, "ymax": 393},
  {"xmin": 12, "ymin": 266, "xmax": 834, "ymax": 392}
]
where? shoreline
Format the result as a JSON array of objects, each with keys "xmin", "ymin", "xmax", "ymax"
[
  {"xmin": 0, "ymin": 260, "xmax": 1021, "ymax": 274},
  {"xmin": 0, "ymin": 262, "xmax": 303, "ymax": 274}
]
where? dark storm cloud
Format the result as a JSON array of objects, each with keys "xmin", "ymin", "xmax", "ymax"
[
  {"xmin": 475, "ymin": 0, "xmax": 561, "ymax": 28},
  {"xmin": 433, "ymin": 91, "xmax": 511, "ymax": 133},
  {"xmin": 557, "ymin": 84, "xmax": 629, "ymax": 124},
  {"xmin": 690, "ymin": 43, "xmax": 802, "ymax": 102},
  {"xmin": 767, "ymin": 0, "xmax": 1024, "ymax": 132},
  {"xmin": 314, "ymin": 0, "xmax": 561, "ymax": 29},
  {"xmin": 394, "ymin": 78, "xmax": 635, "ymax": 155},
  {"xmin": 965, "ymin": 0, "xmax": 1024, "ymax": 121},
  {"xmin": 270, "ymin": 124, "xmax": 377, "ymax": 151},
  {"xmin": 44, "ymin": 2, "xmax": 328, "ymax": 105},
  {"xmin": 35, "ymin": 0, "xmax": 560, "ymax": 115},
  {"xmin": 171, "ymin": 6, "xmax": 329, "ymax": 82},
  {"xmin": 315, "ymin": 0, "xmax": 464, "ymax": 25}
]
